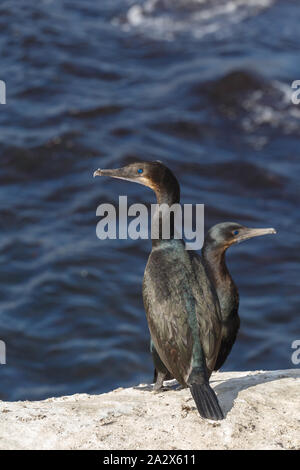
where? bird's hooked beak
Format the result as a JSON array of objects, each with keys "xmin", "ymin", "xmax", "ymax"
[
  {"xmin": 236, "ymin": 227, "xmax": 277, "ymax": 243},
  {"xmin": 93, "ymin": 166, "xmax": 153, "ymax": 188},
  {"xmin": 93, "ymin": 168, "xmax": 124, "ymax": 178}
]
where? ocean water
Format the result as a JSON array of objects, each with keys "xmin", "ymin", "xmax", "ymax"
[{"xmin": 0, "ymin": 0, "xmax": 299, "ymax": 401}]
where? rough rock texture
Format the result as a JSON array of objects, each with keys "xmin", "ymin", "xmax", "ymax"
[{"xmin": 0, "ymin": 370, "xmax": 299, "ymax": 450}]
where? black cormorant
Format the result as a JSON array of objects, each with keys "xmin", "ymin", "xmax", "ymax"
[
  {"xmin": 153, "ymin": 222, "xmax": 276, "ymax": 387},
  {"xmin": 203, "ymin": 222, "xmax": 276, "ymax": 370},
  {"xmin": 94, "ymin": 161, "xmax": 224, "ymax": 420}
]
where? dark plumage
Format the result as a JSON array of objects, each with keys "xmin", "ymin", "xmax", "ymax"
[
  {"xmin": 153, "ymin": 221, "xmax": 276, "ymax": 384},
  {"xmin": 94, "ymin": 161, "xmax": 224, "ymax": 420},
  {"xmin": 202, "ymin": 222, "xmax": 276, "ymax": 370}
]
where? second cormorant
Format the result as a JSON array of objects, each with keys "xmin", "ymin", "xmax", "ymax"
[{"xmin": 203, "ymin": 222, "xmax": 276, "ymax": 371}]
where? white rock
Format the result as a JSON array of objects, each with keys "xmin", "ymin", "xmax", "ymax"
[{"xmin": 0, "ymin": 370, "xmax": 299, "ymax": 450}]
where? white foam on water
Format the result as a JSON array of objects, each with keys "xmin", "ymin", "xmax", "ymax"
[
  {"xmin": 114, "ymin": 0, "xmax": 275, "ymax": 41},
  {"xmin": 240, "ymin": 79, "xmax": 300, "ymax": 137}
]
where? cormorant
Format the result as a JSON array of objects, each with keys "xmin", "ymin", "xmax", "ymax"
[
  {"xmin": 202, "ymin": 222, "xmax": 276, "ymax": 371},
  {"xmin": 94, "ymin": 161, "xmax": 224, "ymax": 420},
  {"xmin": 153, "ymin": 222, "xmax": 276, "ymax": 388}
]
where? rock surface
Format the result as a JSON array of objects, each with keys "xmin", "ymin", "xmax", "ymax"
[{"xmin": 0, "ymin": 370, "xmax": 299, "ymax": 450}]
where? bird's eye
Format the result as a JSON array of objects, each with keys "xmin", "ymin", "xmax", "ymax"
[
  {"xmin": 233, "ymin": 230, "xmax": 239, "ymax": 235},
  {"xmin": 137, "ymin": 168, "xmax": 143, "ymax": 174}
]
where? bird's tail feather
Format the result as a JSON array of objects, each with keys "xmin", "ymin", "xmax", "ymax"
[{"xmin": 190, "ymin": 383, "xmax": 224, "ymax": 421}]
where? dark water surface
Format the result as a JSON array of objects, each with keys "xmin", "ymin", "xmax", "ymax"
[{"xmin": 0, "ymin": 0, "xmax": 299, "ymax": 400}]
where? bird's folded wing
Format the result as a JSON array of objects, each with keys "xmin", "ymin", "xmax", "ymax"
[{"xmin": 190, "ymin": 253, "xmax": 222, "ymax": 372}]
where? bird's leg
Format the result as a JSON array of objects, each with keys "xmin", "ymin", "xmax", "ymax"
[
  {"xmin": 153, "ymin": 369, "xmax": 167, "ymax": 392},
  {"xmin": 151, "ymin": 340, "xmax": 174, "ymax": 392}
]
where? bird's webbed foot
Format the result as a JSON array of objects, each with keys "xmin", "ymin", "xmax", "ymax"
[
  {"xmin": 153, "ymin": 370, "xmax": 168, "ymax": 392},
  {"xmin": 176, "ymin": 384, "xmax": 188, "ymax": 391}
]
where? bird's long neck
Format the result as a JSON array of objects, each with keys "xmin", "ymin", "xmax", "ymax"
[
  {"xmin": 151, "ymin": 172, "xmax": 181, "ymax": 247},
  {"xmin": 202, "ymin": 245, "xmax": 239, "ymax": 322}
]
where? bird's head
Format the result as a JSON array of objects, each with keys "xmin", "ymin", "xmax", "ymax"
[
  {"xmin": 94, "ymin": 161, "xmax": 180, "ymax": 203},
  {"xmin": 204, "ymin": 222, "xmax": 276, "ymax": 251}
]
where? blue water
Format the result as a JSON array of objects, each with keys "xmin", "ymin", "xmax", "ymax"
[{"xmin": 0, "ymin": 0, "xmax": 299, "ymax": 401}]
